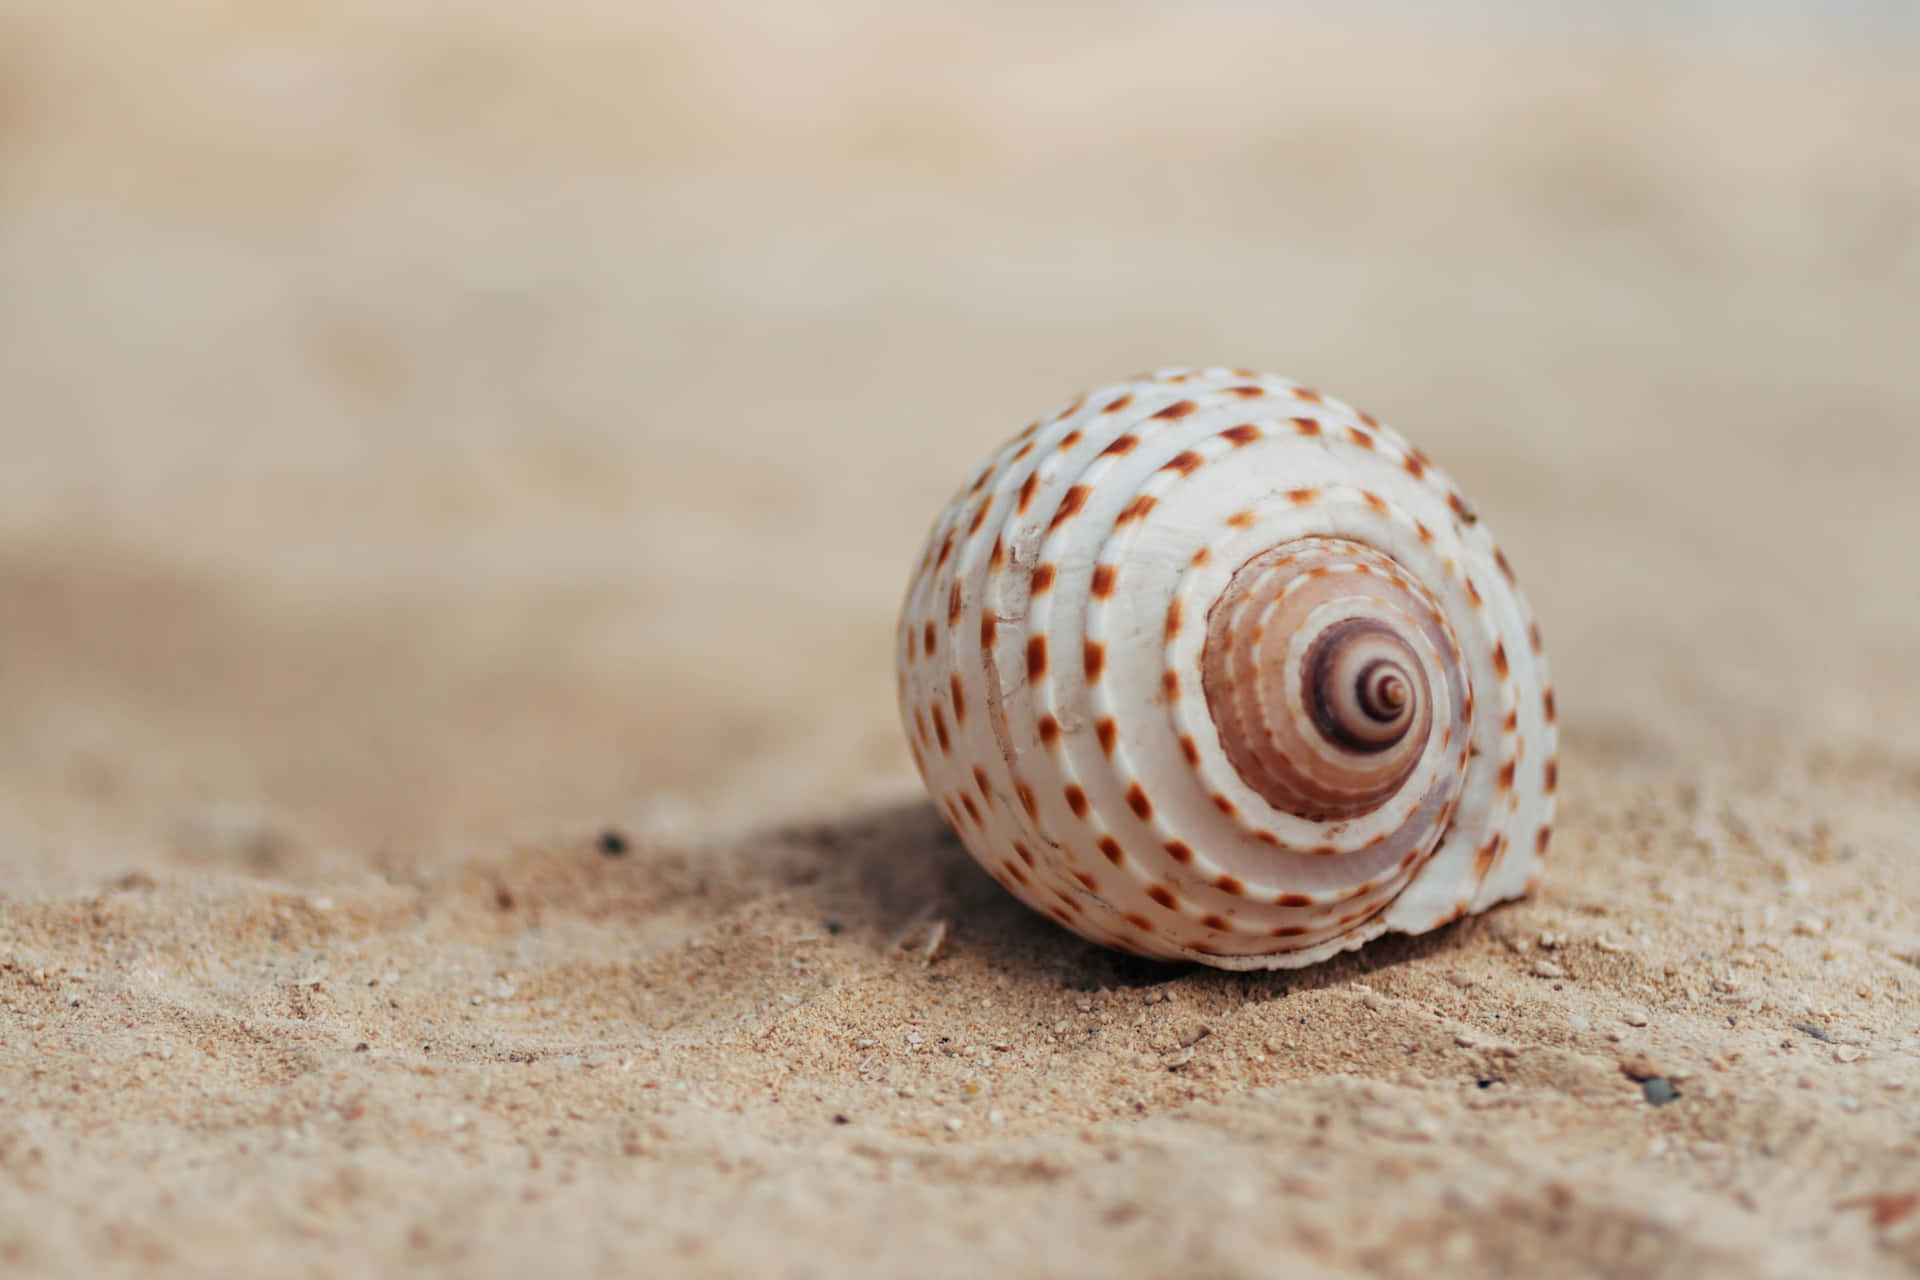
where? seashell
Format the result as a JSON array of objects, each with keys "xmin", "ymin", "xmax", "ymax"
[{"xmin": 896, "ymin": 368, "xmax": 1556, "ymax": 969}]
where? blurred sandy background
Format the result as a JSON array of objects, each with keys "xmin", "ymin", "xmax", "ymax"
[{"xmin": 2, "ymin": 2, "xmax": 1918, "ymax": 1275}]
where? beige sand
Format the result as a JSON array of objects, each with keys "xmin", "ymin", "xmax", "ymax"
[{"xmin": 3, "ymin": 3, "xmax": 1919, "ymax": 1274}]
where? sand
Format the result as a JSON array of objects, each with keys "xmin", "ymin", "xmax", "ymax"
[{"xmin": 2, "ymin": 3, "xmax": 1919, "ymax": 1275}]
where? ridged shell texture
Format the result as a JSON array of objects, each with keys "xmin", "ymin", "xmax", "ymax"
[{"xmin": 897, "ymin": 369, "xmax": 1557, "ymax": 968}]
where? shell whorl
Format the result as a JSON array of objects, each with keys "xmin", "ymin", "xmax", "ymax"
[{"xmin": 897, "ymin": 369, "xmax": 1557, "ymax": 969}]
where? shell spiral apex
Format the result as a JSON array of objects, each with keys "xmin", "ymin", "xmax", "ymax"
[{"xmin": 896, "ymin": 369, "xmax": 1557, "ymax": 969}]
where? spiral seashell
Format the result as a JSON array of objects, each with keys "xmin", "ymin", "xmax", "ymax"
[{"xmin": 896, "ymin": 368, "xmax": 1557, "ymax": 969}]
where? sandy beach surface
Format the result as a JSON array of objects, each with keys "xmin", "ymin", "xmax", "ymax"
[{"xmin": 3, "ymin": 3, "xmax": 1919, "ymax": 1275}]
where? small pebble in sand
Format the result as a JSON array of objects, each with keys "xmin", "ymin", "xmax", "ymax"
[
  {"xmin": 1642, "ymin": 1078, "xmax": 1680, "ymax": 1106},
  {"xmin": 597, "ymin": 829, "xmax": 630, "ymax": 857},
  {"xmin": 944, "ymin": 1117, "xmax": 963, "ymax": 1132},
  {"xmin": 1531, "ymin": 960, "xmax": 1566, "ymax": 980},
  {"xmin": 1835, "ymin": 1046, "xmax": 1864, "ymax": 1063},
  {"xmin": 1622, "ymin": 1009, "xmax": 1650, "ymax": 1027},
  {"xmin": 1619, "ymin": 1053, "xmax": 1679, "ymax": 1082},
  {"xmin": 1177, "ymin": 1022, "xmax": 1213, "ymax": 1047},
  {"xmin": 1568, "ymin": 1015, "xmax": 1591, "ymax": 1032}
]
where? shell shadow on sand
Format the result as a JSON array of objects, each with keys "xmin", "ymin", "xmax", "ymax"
[{"xmin": 750, "ymin": 798, "xmax": 1487, "ymax": 999}]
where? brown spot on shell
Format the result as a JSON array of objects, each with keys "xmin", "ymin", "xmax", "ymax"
[
  {"xmin": 1011, "ymin": 441, "xmax": 1035, "ymax": 465},
  {"xmin": 1448, "ymin": 490, "xmax": 1477, "ymax": 524},
  {"xmin": 1492, "ymin": 640, "xmax": 1510, "ymax": 677},
  {"xmin": 1295, "ymin": 387, "xmax": 1324, "ymax": 403},
  {"xmin": 923, "ymin": 622, "xmax": 936, "ymax": 656},
  {"xmin": 1495, "ymin": 547, "xmax": 1517, "ymax": 583},
  {"xmin": 1164, "ymin": 840, "xmax": 1194, "ymax": 865},
  {"xmin": 1221, "ymin": 424, "xmax": 1262, "ymax": 446},
  {"xmin": 1126, "ymin": 783, "xmax": 1153, "ymax": 820},
  {"xmin": 1153, "ymin": 400, "xmax": 1197, "ymax": 420},
  {"xmin": 1017, "ymin": 472, "xmax": 1039, "ymax": 515},
  {"xmin": 1073, "ymin": 871, "xmax": 1098, "ymax": 892},
  {"xmin": 1465, "ymin": 576, "xmax": 1484, "ymax": 608},
  {"xmin": 1254, "ymin": 830, "xmax": 1281, "ymax": 847},
  {"xmin": 1189, "ymin": 547, "xmax": 1211, "ymax": 568},
  {"xmin": 1402, "ymin": 451, "xmax": 1427, "ymax": 479},
  {"xmin": 1178, "ymin": 735, "xmax": 1200, "ymax": 765},
  {"xmin": 967, "ymin": 502, "xmax": 989, "ymax": 536},
  {"xmin": 1345, "ymin": 427, "xmax": 1375, "ymax": 449},
  {"xmin": 1146, "ymin": 884, "xmax": 1178, "ymax": 910},
  {"xmin": 1545, "ymin": 758, "xmax": 1559, "ymax": 793},
  {"xmin": 932, "ymin": 705, "xmax": 950, "ymax": 752},
  {"xmin": 1285, "ymin": 487, "xmax": 1320, "ymax": 505},
  {"xmin": 1115, "ymin": 494, "xmax": 1157, "ymax": 524},
  {"xmin": 1270, "ymin": 925, "xmax": 1311, "ymax": 938},
  {"xmin": 1226, "ymin": 510, "xmax": 1255, "ymax": 529},
  {"xmin": 1016, "ymin": 782, "xmax": 1037, "ymax": 819},
  {"xmin": 947, "ymin": 580, "xmax": 962, "ymax": 625},
  {"xmin": 1037, "ymin": 715, "xmax": 1061, "ymax": 749},
  {"xmin": 1227, "ymin": 385, "xmax": 1265, "ymax": 399},
  {"xmin": 1535, "ymin": 826, "xmax": 1552, "ymax": 855},
  {"xmin": 1098, "ymin": 836, "xmax": 1123, "ymax": 864},
  {"xmin": 1212, "ymin": 793, "xmax": 1237, "ymax": 818},
  {"xmin": 1360, "ymin": 491, "xmax": 1389, "ymax": 516},
  {"xmin": 1530, "ymin": 621, "xmax": 1545, "ymax": 653},
  {"xmin": 971, "ymin": 765, "xmax": 991, "ymax": 799},
  {"xmin": 1101, "ymin": 393, "xmax": 1134, "ymax": 414},
  {"xmin": 1084, "ymin": 640, "xmax": 1107, "ymax": 683},
  {"xmin": 950, "ymin": 676, "xmax": 967, "ymax": 723},
  {"xmin": 980, "ymin": 612, "xmax": 998, "ymax": 648},
  {"xmin": 1122, "ymin": 913, "xmax": 1155, "ymax": 933},
  {"xmin": 1472, "ymin": 836, "xmax": 1501, "ymax": 881},
  {"xmin": 1090, "ymin": 564, "xmax": 1117, "ymax": 598},
  {"xmin": 1543, "ymin": 688, "xmax": 1557, "ymax": 722},
  {"xmin": 1162, "ymin": 450, "xmax": 1203, "ymax": 475},
  {"xmin": 1095, "ymin": 718, "xmax": 1118, "ymax": 756},
  {"xmin": 1164, "ymin": 599, "xmax": 1184, "ymax": 640},
  {"xmin": 1502, "ymin": 707, "xmax": 1518, "ymax": 732},
  {"xmin": 1003, "ymin": 860, "xmax": 1030, "ymax": 887},
  {"xmin": 1048, "ymin": 485, "xmax": 1091, "ymax": 531},
  {"xmin": 1026, "ymin": 636, "xmax": 1048, "ymax": 680},
  {"xmin": 989, "ymin": 537, "xmax": 1006, "ymax": 571},
  {"xmin": 1497, "ymin": 759, "xmax": 1517, "ymax": 791},
  {"xmin": 1274, "ymin": 893, "xmax": 1314, "ymax": 908},
  {"xmin": 1031, "ymin": 563, "xmax": 1056, "ymax": 594},
  {"xmin": 1201, "ymin": 914, "xmax": 1230, "ymax": 932},
  {"xmin": 1065, "ymin": 785, "xmax": 1089, "ymax": 818},
  {"xmin": 1213, "ymin": 875, "xmax": 1246, "ymax": 896},
  {"xmin": 934, "ymin": 533, "xmax": 954, "ymax": 571},
  {"xmin": 1291, "ymin": 418, "xmax": 1321, "ymax": 435},
  {"xmin": 1414, "ymin": 520, "xmax": 1435, "ymax": 546},
  {"xmin": 960, "ymin": 794, "xmax": 981, "ymax": 825},
  {"xmin": 1161, "ymin": 670, "xmax": 1180, "ymax": 699}
]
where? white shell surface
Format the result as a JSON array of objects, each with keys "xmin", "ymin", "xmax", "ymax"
[{"xmin": 896, "ymin": 369, "xmax": 1557, "ymax": 969}]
